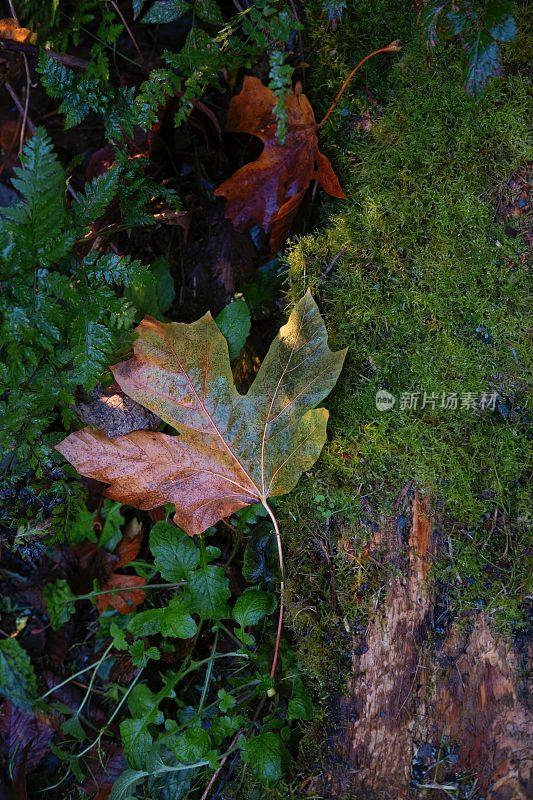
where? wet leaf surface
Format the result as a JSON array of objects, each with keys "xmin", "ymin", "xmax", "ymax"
[
  {"xmin": 57, "ymin": 291, "xmax": 346, "ymax": 535},
  {"xmin": 215, "ymin": 77, "xmax": 345, "ymax": 253}
]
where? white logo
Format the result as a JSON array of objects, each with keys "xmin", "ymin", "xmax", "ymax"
[{"xmin": 375, "ymin": 390, "xmax": 395, "ymax": 411}]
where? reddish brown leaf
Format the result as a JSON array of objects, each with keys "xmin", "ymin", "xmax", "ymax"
[
  {"xmin": 0, "ymin": 701, "xmax": 53, "ymax": 774},
  {"xmin": 94, "ymin": 574, "xmax": 146, "ymax": 615},
  {"xmin": 214, "ymin": 76, "xmax": 345, "ymax": 252},
  {"xmin": 91, "ymin": 520, "xmax": 146, "ymax": 614},
  {"xmin": 0, "ymin": 19, "xmax": 36, "ymax": 44},
  {"xmin": 115, "ymin": 518, "xmax": 144, "ymax": 568},
  {"xmin": 92, "ymin": 791, "xmax": 111, "ymax": 800},
  {"xmin": 83, "ymin": 744, "xmax": 126, "ymax": 798}
]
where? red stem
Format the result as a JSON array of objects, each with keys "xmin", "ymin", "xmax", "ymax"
[
  {"xmin": 318, "ymin": 40, "xmax": 402, "ymax": 129},
  {"xmin": 263, "ymin": 500, "xmax": 284, "ymax": 679}
]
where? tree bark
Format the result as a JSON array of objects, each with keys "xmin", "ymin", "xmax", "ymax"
[{"xmin": 315, "ymin": 493, "xmax": 532, "ymax": 799}]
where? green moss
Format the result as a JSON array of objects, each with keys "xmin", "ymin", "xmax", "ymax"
[{"xmin": 280, "ymin": 0, "xmax": 531, "ymax": 773}]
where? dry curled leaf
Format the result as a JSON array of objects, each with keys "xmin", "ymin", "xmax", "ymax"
[
  {"xmin": 214, "ymin": 76, "xmax": 345, "ymax": 252},
  {"xmin": 94, "ymin": 523, "xmax": 146, "ymax": 614},
  {"xmin": 56, "ymin": 291, "xmax": 346, "ymax": 536},
  {"xmin": 0, "ymin": 18, "xmax": 37, "ymax": 44}
]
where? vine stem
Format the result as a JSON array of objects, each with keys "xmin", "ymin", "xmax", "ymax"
[
  {"xmin": 317, "ymin": 40, "xmax": 402, "ymax": 129},
  {"xmin": 40, "ymin": 642, "xmax": 114, "ymax": 700},
  {"xmin": 76, "ymin": 581, "xmax": 184, "ymax": 600},
  {"xmin": 198, "ymin": 730, "xmax": 241, "ymax": 800},
  {"xmin": 262, "ymin": 499, "xmax": 284, "ymax": 679}
]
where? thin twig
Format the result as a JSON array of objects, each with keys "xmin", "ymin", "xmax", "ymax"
[
  {"xmin": 320, "ymin": 245, "xmax": 348, "ymax": 281},
  {"xmin": 5, "ymin": 81, "xmax": 79, "ymax": 201},
  {"xmin": 6, "ymin": 1, "xmax": 31, "ymax": 155},
  {"xmin": 318, "ymin": 41, "xmax": 402, "ymax": 129},
  {"xmin": 4, "ymin": 0, "xmax": 86, "ymax": 70},
  {"xmin": 0, "ymin": 37, "xmax": 89, "ymax": 69},
  {"xmin": 110, "ymin": 0, "xmax": 145, "ymax": 65},
  {"xmin": 19, "ymin": 51, "xmax": 31, "ymax": 154},
  {"xmin": 199, "ymin": 731, "xmax": 241, "ymax": 800},
  {"xmin": 5, "ymin": 81, "xmax": 35, "ymax": 132}
]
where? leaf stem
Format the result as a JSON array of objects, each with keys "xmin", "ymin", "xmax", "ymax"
[
  {"xmin": 198, "ymin": 629, "xmax": 219, "ymax": 714},
  {"xmin": 318, "ymin": 41, "xmax": 402, "ymax": 129},
  {"xmin": 76, "ymin": 581, "xmax": 184, "ymax": 600},
  {"xmin": 75, "ymin": 669, "xmax": 143, "ymax": 758},
  {"xmin": 262, "ymin": 499, "xmax": 284, "ymax": 679},
  {"xmin": 40, "ymin": 642, "xmax": 114, "ymax": 700}
]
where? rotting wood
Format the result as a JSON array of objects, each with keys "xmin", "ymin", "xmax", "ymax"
[{"xmin": 314, "ymin": 492, "xmax": 532, "ymax": 800}]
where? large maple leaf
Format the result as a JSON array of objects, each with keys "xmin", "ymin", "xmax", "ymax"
[
  {"xmin": 56, "ymin": 291, "xmax": 346, "ymax": 537},
  {"xmin": 214, "ymin": 76, "xmax": 345, "ymax": 253}
]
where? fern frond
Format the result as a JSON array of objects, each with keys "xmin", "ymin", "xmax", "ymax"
[
  {"xmin": 72, "ymin": 166, "xmax": 121, "ymax": 232},
  {"xmin": 2, "ymin": 128, "xmax": 67, "ymax": 262},
  {"xmin": 36, "ymin": 54, "xmax": 90, "ymax": 129},
  {"xmin": 71, "ymin": 320, "xmax": 114, "ymax": 388},
  {"xmin": 82, "ymin": 253, "xmax": 146, "ymax": 288},
  {"xmin": 134, "ymin": 67, "xmax": 181, "ymax": 130}
]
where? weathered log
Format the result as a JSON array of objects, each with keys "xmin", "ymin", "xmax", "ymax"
[{"xmin": 316, "ymin": 493, "xmax": 532, "ymax": 799}]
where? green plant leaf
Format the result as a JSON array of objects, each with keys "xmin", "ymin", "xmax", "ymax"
[
  {"xmin": 44, "ymin": 579, "xmax": 76, "ymax": 630},
  {"xmin": 57, "ymin": 291, "xmax": 346, "ymax": 536},
  {"xmin": 0, "ymin": 638, "xmax": 38, "ymax": 711},
  {"xmin": 121, "ymin": 717, "xmax": 154, "ymax": 770},
  {"xmin": 215, "ymin": 297, "xmax": 251, "ymax": 359},
  {"xmin": 490, "ymin": 14, "xmax": 516, "ymax": 42},
  {"xmin": 99, "ymin": 500, "xmax": 125, "ymax": 552},
  {"xmin": 142, "ymin": 0, "xmax": 190, "ymax": 23},
  {"xmin": 173, "ymin": 726, "xmax": 211, "ymax": 763},
  {"xmin": 129, "ymin": 640, "xmax": 160, "ymax": 668},
  {"xmin": 128, "ymin": 598, "xmax": 197, "ymax": 639},
  {"xmin": 185, "ymin": 564, "xmax": 231, "ymax": 620},
  {"xmin": 287, "ymin": 678, "xmax": 313, "ymax": 721},
  {"xmin": 466, "ymin": 35, "xmax": 501, "ymax": 97},
  {"xmin": 133, "ymin": 0, "xmax": 147, "ymax": 18},
  {"xmin": 211, "ymin": 713, "xmax": 242, "ymax": 744},
  {"xmin": 195, "ymin": 0, "xmax": 223, "ymax": 26},
  {"xmin": 150, "ymin": 521, "xmax": 200, "ymax": 581},
  {"xmin": 152, "ymin": 257, "xmax": 176, "ymax": 314},
  {"xmin": 243, "ymin": 520, "xmax": 279, "ymax": 588},
  {"xmin": 127, "ymin": 684, "xmax": 164, "ymax": 721},
  {"xmin": 108, "ymin": 768, "xmax": 147, "ymax": 800},
  {"xmin": 61, "ymin": 714, "xmax": 86, "ymax": 739},
  {"xmin": 125, "ymin": 257, "xmax": 175, "ymax": 320},
  {"xmin": 66, "ymin": 505, "xmax": 97, "ymax": 544},
  {"xmin": 240, "ymin": 731, "xmax": 288, "ymax": 784},
  {"xmin": 233, "ymin": 588, "xmax": 274, "ymax": 628},
  {"xmin": 110, "ymin": 622, "xmax": 129, "ymax": 651},
  {"xmin": 160, "ymin": 598, "xmax": 197, "ymax": 638},
  {"xmin": 217, "ymin": 689, "xmax": 236, "ymax": 713},
  {"xmin": 3, "ymin": 128, "xmax": 67, "ymax": 263}
]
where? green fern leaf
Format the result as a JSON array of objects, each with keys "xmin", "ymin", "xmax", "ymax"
[
  {"xmin": 73, "ymin": 166, "xmax": 121, "ymax": 231},
  {"xmin": 2, "ymin": 128, "xmax": 67, "ymax": 262}
]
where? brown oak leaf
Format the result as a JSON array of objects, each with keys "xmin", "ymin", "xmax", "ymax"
[
  {"xmin": 214, "ymin": 76, "xmax": 345, "ymax": 252},
  {"xmin": 56, "ymin": 292, "xmax": 346, "ymax": 536}
]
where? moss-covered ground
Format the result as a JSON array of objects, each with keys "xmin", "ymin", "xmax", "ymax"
[{"xmin": 271, "ymin": 1, "xmax": 531, "ymax": 790}]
